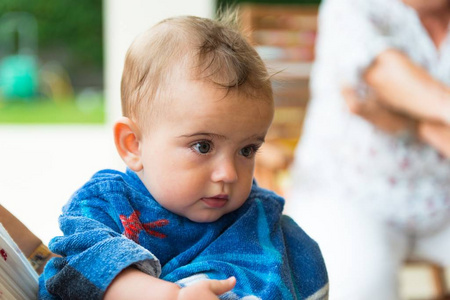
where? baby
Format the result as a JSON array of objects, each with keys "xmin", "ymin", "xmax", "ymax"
[{"xmin": 39, "ymin": 14, "xmax": 328, "ymax": 300}]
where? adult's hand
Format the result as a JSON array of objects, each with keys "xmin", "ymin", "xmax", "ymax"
[
  {"xmin": 343, "ymin": 86, "xmax": 450, "ymax": 158},
  {"xmin": 342, "ymin": 86, "xmax": 416, "ymax": 135}
]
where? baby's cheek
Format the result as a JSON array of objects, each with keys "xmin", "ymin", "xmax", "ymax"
[{"xmin": 165, "ymin": 174, "xmax": 205, "ymax": 200}]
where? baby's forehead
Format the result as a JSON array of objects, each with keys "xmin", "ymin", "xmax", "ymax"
[
  {"xmin": 130, "ymin": 16, "xmax": 273, "ymax": 125},
  {"xmin": 154, "ymin": 78, "xmax": 273, "ymax": 124}
]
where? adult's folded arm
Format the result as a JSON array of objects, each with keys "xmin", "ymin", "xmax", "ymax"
[{"xmin": 343, "ymin": 49, "xmax": 450, "ymax": 157}]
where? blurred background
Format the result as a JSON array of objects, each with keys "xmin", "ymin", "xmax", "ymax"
[
  {"xmin": 0, "ymin": 0, "xmax": 319, "ymax": 247},
  {"xmin": 0, "ymin": 0, "xmax": 104, "ymax": 124},
  {"xmin": 0, "ymin": 0, "xmax": 448, "ymax": 299}
]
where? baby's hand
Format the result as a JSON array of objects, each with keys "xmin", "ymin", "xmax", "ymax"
[
  {"xmin": 104, "ymin": 267, "xmax": 236, "ymax": 300},
  {"xmin": 177, "ymin": 277, "xmax": 236, "ymax": 300}
]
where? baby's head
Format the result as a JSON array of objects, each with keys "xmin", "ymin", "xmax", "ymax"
[
  {"xmin": 115, "ymin": 14, "xmax": 274, "ymax": 223},
  {"xmin": 121, "ymin": 14, "xmax": 273, "ymax": 131}
]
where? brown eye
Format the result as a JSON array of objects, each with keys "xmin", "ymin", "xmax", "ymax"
[{"xmin": 240, "ymin": 146, "xmax": 255, "ymax": 158}]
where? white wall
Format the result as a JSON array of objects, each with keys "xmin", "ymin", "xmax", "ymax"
[
  {"xmin": 0, "ymin": 0, "xmax": 214, "ymax": 245},
  {"xmin": 104, "ymin": 0, "xmax": 215, "ymax": 123},
  {"xmin": 0, "ymin": 126, "xmax": 121, "ymax": 245}
]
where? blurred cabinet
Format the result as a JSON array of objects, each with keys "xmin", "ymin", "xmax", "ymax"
[{"xmin": 238, "ymin": 4, "xmax": 319, "ymax": 194}]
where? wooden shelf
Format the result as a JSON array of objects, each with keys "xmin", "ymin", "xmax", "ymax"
[{"xmin": 239, "ymin": 4, "xmax": 318, "ymax": 195}]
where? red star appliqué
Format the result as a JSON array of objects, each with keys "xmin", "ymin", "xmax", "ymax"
[
  {"xmin": 0, "ymin": 249, "xmax": 7, "ymax": 261},
  {"xmin": 119, "ymin": 211, "xmax": 169, "ymax": 242}
]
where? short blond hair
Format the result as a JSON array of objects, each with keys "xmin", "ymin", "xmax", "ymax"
[{"xmin": 120, "ymin": 14, "xmax": 273, "ymax": 128}]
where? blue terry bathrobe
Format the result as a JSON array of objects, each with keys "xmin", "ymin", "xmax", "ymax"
[{"xmin": 39, "ymin": 169, "xmax": 328, "ymax": 299}]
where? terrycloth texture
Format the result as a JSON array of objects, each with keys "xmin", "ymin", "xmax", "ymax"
[{"xmin": 39, "ymin": 169, "xmax": 328, "ymax": 299}]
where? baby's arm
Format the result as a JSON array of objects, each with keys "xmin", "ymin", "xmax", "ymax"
[
  {"xmin": 104, "ymin": 268, "xmax": 236, "ymax": 300},
  {"xmin": 41, "ymin": 176, "xmax": 160, "ymax": 298},
  {"xmin": 364, "ymin": 49, "xmax": 450, "ymax": 124}
]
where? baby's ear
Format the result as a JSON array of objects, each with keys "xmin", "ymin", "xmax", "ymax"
[{"xmin": 113, "ymin": 117, "xmax": 143, "ymax": 171}]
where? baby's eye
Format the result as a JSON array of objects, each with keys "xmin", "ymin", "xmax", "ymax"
[
  {"xmin": 240, "ymin": 145, "xmax": 259, "ymax": 158},
  {"xmin": 192, "ymin": 141, "xmax": 212, "ymax": 154}
]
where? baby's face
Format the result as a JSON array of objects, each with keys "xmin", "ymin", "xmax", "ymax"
[{"xmin": 137, "ymin": 77, "xmax": 273, "ymax": 223}]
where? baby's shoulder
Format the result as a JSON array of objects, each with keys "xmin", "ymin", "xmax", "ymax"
[
  {"xmin": 280, "ymin": 215, "xmax": 329, "ymax": 293},
  {"xmin": 249, "ymin": 183, "xmax": 285, "ymax": 211},
  {"xmin": 61, "ymin": 169, "xmax": 149, "ymax": 215},
  {"xmin": 69, "ymin": 169, "xmax": 143, "ymax": 204},
  {"xmin": 80, "ymin": 169, "xmax": 129, "ymax": 192}
]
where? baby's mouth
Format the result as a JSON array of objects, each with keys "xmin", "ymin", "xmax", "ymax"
[{"xmin": 201, "ymin": 194, "xmax": 229, "ymax": 208}]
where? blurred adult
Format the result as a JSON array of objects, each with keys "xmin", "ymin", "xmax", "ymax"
[{"xmin": 287, "ymin": 0, "xmax": 450, "ymax": 299}]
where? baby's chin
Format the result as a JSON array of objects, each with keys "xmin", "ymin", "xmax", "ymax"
[
  {"xmin": 185, "ymin": 209, "xmax": 232, "ymax": 224},
  {"xmin": 186, "ymin": 214, "xmax": 223, "ymax": 224}
]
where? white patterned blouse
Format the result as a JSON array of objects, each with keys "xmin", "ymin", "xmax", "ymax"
[{"xmin": 290, "ymin": 0, "xmax": 450, "ymax": 234}]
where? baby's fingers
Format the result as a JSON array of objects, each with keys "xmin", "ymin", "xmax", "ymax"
[
  {"xmin": 208, "ymin": 277, "xmax": 236, "ymax": 295},
  {"xmin": 178, "ymin": 277, "xmax": 236, "ymax": 299}
]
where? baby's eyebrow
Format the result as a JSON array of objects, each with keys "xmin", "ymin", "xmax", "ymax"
[
  {"xmin": 242, "ymin": 134, "xmax": 266, "ymax": 143},
  {"xmin": 178, "ymin": 132, "xmax": 266, "ymax": 143},
  {"xmin": 254, "ymin": 136, "xmax": 266, "ymax": 143},
  {"xmin": 178, "ymin": 132, "xmax": 227, "ymax": 140}
]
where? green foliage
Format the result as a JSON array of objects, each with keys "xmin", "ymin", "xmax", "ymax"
[
  {"xmin": 0, "ymin": 0, "xmax": 103, "ymax": 123},
  {"xmin": 0, "ymin": 97, "xmax": 105, "ymax": 124},
  {"xmin": 217, "ymin": 0, "xmax": 321, "ymax": 10},
  {"xmin": 0, "ymin": 0, "xmax": 103, "ymax": 69}
]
